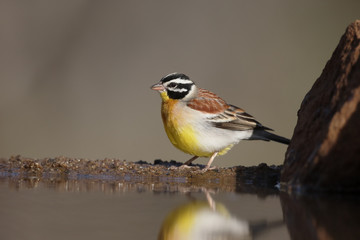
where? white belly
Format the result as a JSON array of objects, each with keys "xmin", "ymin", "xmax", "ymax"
[
  {"xmin": 193, "ymin": 121, "xmax": 253, "ymax": 154},
  {"xmin": 173, "ymin": 102, "xmax": 253, "ymax": 156}
]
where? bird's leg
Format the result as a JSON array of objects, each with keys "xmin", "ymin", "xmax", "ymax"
[
  {"xmin": 202, "ymin": 152, "xmax": 219, "ymax": 172},
  {"xmin": 176, "ymin": 156, "xmax": 199, "ymax": 170},
  {"xmin": 204, "ymin": 190, "xmax": 216, "ymax": 211},
  {"xmin": 184, "ymin": 156, "xmax": 199, "ymax": 165},
  {"xmin": 179, "ymin": 156, "xmax": 198, "ymax": 169}
]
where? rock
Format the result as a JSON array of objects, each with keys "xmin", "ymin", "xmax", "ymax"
[{"xmin": 281, "ymin": 20, "xmax": 360, "ymax": 192}]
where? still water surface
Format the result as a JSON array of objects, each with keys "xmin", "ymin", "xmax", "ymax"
[{"xmin": 0, "ymin": 176, "xmax": 359, "ymax": 240}]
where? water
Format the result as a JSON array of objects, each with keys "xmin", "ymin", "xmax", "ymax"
[{"xmin": 0, "ymin": 176, "xmax": 359, "ymax": 240}]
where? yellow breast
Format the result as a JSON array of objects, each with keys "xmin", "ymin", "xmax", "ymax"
[
  {"xmin": 160, "ymin": 93, "xmax": 209, "ymax": 157},
  {"xmin": 159, "ymin": 92, "xmax": 234, "ymax": 157}
]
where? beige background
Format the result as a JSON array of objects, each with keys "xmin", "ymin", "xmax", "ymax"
[{"xmin": 1, "ymin": 1, "xmax": 359, "ymax": 166}]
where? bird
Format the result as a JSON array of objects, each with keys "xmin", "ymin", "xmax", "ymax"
[{"xmin": 151, "ymin": 72, "xmax": 290, "ymax": 171}]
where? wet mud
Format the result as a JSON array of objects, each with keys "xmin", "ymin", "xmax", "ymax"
[{"xmin": 0, "ymin": 155, "xmax": 281, "ymax": 194}]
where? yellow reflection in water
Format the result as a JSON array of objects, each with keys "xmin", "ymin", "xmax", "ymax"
[{"xmin": 158, "ymin": 192, "xmax": 251, "ymax": 240}]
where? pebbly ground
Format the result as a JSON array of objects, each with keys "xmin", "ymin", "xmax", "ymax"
[{"xmin": 0, "ymin": 155, "xmax": 281, "ymax": 193}]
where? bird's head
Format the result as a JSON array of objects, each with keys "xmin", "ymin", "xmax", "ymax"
[{"xmin": 151, "ymin": 73, "xmax": 197, "ymax": 101}]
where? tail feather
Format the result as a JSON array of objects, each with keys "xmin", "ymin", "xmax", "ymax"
[{"xmin": 250, "ymin": 129, "xmax": 290, "ymax": 145}]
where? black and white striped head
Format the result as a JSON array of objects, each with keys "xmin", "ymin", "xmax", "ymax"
[{"xmin": 151, "ymin": 73, "xmax": 197, "ymax": 100}]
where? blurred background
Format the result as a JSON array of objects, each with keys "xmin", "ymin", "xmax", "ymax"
[{"xmin": 1, "ymin": 1, "xmax": 359, "ymax": 167}]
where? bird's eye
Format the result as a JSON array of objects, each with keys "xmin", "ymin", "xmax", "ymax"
[{"xmin": 168, "ymin": 82, "xmax": 177, "ymax": 88}]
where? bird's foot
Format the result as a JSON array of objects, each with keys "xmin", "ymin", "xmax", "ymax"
[
  {"xmin": 169, "ymin": 164, "xmax": 195, "ymax": 170},
  {"xmin": 199, "ymin": 165, "xmax": 217, "ymax": 173},
  {"xmin": 178, "ymin": 164, "xmax": 193, "ymax": 170}
]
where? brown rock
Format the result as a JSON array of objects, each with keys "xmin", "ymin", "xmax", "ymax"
[{"xmin": 281, "ymin": 20, "xmax": 360, "ymax": 192}]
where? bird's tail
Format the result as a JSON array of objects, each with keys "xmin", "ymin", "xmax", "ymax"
[{"xmin": 250, "ymin": 129, "xmax": 290, "ymax": 145}]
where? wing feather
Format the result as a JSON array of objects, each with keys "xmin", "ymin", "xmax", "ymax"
[
  {"xmin": 208, "ymin": 105, "xmax": 273, "ymax": 131},
  {"xmin": 186, "ymin": 88, "xmax": 229, "ymax": 114},
  {"xmin": 186, "ymin": 88, "xmax": 272, "ymax": 131}
]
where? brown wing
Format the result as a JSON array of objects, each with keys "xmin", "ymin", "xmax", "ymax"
[
  {"xmin": 211, "ymin": 105, "xmax": 272, "ymax": 131},
  {"xmin": 187, "ymin": 88, "xmax": 272, "ymax": 131},
  {"xmin": 186, "ymin": 88, "xmax": 229, "ymax": 114}
]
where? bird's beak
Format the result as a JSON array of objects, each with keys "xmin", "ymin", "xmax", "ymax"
[{"xmin": 151, "ymin": 83, "xmax": 165, "ymax": 91}]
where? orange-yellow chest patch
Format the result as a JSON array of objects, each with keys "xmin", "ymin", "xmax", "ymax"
[
  {"xmin": 160, "ymin": 97, "xmax": 208, "ymax": 156},
  {"xmin": 159, "ymin": 92, "xmax": 234, "ymax": 157}
]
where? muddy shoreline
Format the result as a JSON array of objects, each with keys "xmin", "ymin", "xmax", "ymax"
[{"xmin": 0, "ymin": 155, "xmax": 281, "ymax": 194}]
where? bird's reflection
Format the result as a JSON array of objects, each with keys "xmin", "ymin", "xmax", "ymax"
[
  {"xmin": 158, "ymin": 191, "xmax": 251, "ymax": 240},
  {"xmin": 158, "ymin": 191, "xmax": 283, "ymax": 240}
]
